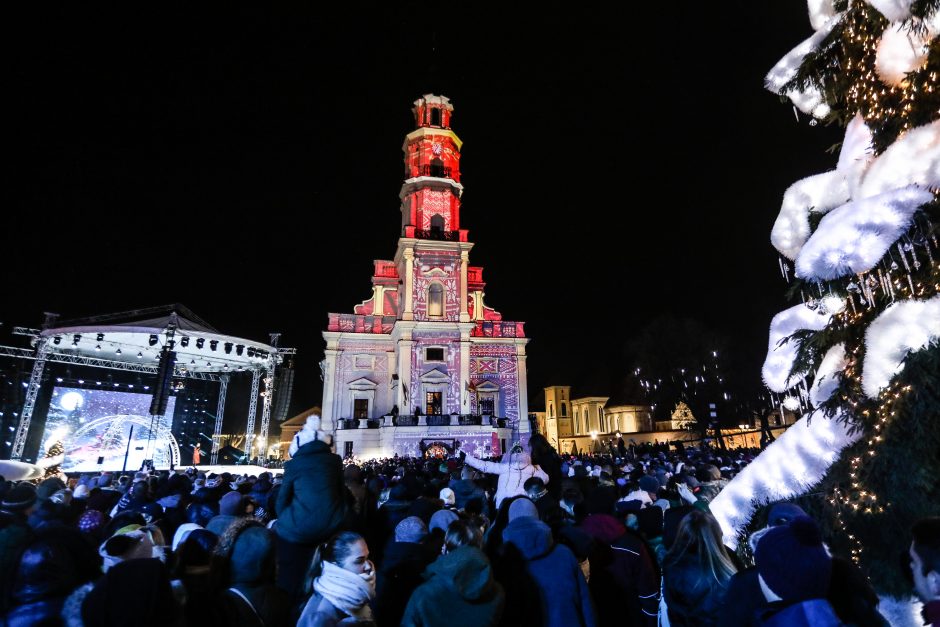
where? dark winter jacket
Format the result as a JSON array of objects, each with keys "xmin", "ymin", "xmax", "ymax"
[
  {"xmin": 449, "ymin": 478, "xmax": 485, "ymax": 511},
  {"xmin": 756, "ymin": 598, "xmax": 845, "ymax": 627},
  {"xmin": 376, "ymin": 541, "xmax": 436, "ymax": 627},
  {"xmin": 401, "ymin": 546, "xmax": 504, "ymax": 627},
  {"xmin": 580, "ymin": 514, "xmax": 659, "ymax": 627},
  {"xmin": 718, "ymin": 558, "xmax": 885, "ymax": 627},
  {"xmin": 217, "ymin": 584, "xmax": 291, "ymax": 627},
  {"xmin": 275, "ymin": 440, "xmax": 350, "ymax": 545},
  {"xmin": 499, "ymin": 516, "xmax": 596, "ymax": 627},
  {"xmin": 663, "ymin": 553, "xmax": 729, "ymax": 627}
]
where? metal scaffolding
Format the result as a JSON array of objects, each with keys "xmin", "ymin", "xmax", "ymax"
[
  {"xmin": 245, "ymin": 368, "xmax": 260, "ymax": 459},
  {"xmin": 211, "ymin": 375, "xmax": 229, "ymax": 465},
  {"xmin": 11, "ymin": 337, "xmax": 50, "ymax": 460}
]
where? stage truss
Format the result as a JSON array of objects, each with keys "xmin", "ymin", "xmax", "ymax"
[{"xmin": 2, "ymin": 306, "xmax": 295, "ymax": 464}]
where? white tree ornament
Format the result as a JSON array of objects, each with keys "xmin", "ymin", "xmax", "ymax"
[
  {"xmin": 866, "ymin": 0, "xmax": 913, "ymax": 22},
  {"xmin": 808, "ymin": 0, "xmax": 838, "ymax": 30},
  {"xmin": 710, "ymin": 408, "xmax": 860, "ymax": 547},
  {"xmin": 858, "ymin": 120, "xmax": 940, "ymax": 199},
  {"xmin": 810, "ymin": 343, "xmax": 848, "ymax": 407},
  {"xmin": 771, "ymin": 116, "xmax": 874, "ymax": 260},
  {"xmin": 862, "ymin": 296, "xmax": 940, "ymax": 398},
  {"xmin": 762, "ymin": 304, "xmax": 833, "ymax": 393},
  {"xmin": 765, "ymin": 20, "xmax": 839, "ymax": 118},
  {"xmin": 875, "ymin": 23, "xmax": 931, "ymax": 86},
  {"xmin": 794, "ymin": 186, "xmax": 933, "ymax": 281}
]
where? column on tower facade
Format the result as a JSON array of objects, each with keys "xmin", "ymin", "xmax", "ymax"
[
  {"xmin": 398, "ymin": 334, "xmax": 414, "ymax": 414},
  {"xmin": 459, "ymin": 250, "xmax": 470, "ymax": 323},
  {"xmin": 373, "ymin": 285, "xmax": 385, "ymax": 316},
  {"xmin": 460, "ymin": 329, "xmax": 471, "ymax": 413},
  {"xmin": 516, "ymin": 346, "xmax": 530, "ymax": 434},
  {"xmin": 320, "ymin": 347, "xmax": 340, "ymax": 431},
  {"xmin": 402, "ymin": 249, "xmax": 415, "ymax": 321}
]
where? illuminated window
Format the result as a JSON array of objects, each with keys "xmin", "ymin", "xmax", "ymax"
[
  {"xmin": 430, "ymin": 108, "xmax": 441, "ymax": 126},
  {"xmin": 426, "ymin": 391, "xmax": 442, "ymax": 415},
  {"xmin": 428, "ymin": 283, "xmax": 444, "ymax": 317},
  {"xmin": 354, "ymin": 399, "xmax": 369, "ymax": 419}
]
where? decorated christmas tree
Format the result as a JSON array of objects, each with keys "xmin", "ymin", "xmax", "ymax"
[{"xmin": 710, "ymin": 0, "xmax": 939, "ymax": 599}]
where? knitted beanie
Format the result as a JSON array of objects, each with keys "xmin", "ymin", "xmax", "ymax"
[
  {"xmin": 439, "ymin": 487, "xmax": 456, "ymax": 506},
  {"xmin": 1, "ymin": 482, "xmax": 37, "ymax": 512},
  {"xmin": 289, "ymin": 414, "xmax": 332, "ymax": 456},
  {"xmin": 395, "ymin": 516, "xmax": 429, "ymax": 543},
  {"xmin": 766, "ymin": 502, "xmax": 808, "ymax": 527},
  {"xmin": 508, "ymin": 498, "xmax": 538, "ymax": 522},
  {"xmin": 755, "ymin": 516, "xmax": 832, "ymax": 602},
  {"xmin": 429, "ymin": 509, "xmax": 459, "ymax": 534},
  {"xmin": 639, "ymin": 475, "xmax": 661, "ymax": 494}
]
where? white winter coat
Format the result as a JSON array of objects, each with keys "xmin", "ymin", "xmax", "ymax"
[{"xmin": 464, "ymin": 451, "xmax": 549, "ymax": 509}]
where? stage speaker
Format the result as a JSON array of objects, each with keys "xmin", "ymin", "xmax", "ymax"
[
  {"xmin": 273, "ymin": 362, "xmax": 295, "ymax": 422},
  {"xmin": 149, "ymin": 349, "xmax": 177, "ymax": 416},
  {"xmin": 97, "ymin": 456, "xmax": 104, "ymax": 465}
]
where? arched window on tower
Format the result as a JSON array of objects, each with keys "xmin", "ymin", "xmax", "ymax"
[
  {"xmin": 560, "ymin": 402, "xmax": 567, "ymax": 417},
  {"xmin": 428, "ymin": 283, "xmax": 444, "ymax": 317},
  {"xmin": 430, "ymin": 214, "xmax": 445, "ymax": 235},
  {"xmin": 430, "ymin": 108, "xmax": 441, "ymax": 126},
  {"xmin": 430, "ymin": 158, "xmax": 445, "ymax": 178}
]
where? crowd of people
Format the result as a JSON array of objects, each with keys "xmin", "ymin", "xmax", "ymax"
[{"xmin": 0, "ymin": 413, "xmax": 937, "ymax": 626}]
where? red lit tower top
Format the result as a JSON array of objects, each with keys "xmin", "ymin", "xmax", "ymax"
[{"xmin": 400, "ymin": 94, "xmax": 466, "ymax": 241}]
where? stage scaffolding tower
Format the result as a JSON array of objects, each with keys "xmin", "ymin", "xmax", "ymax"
[
  {"xmin": 211, "ymin": 375, "xmax": 229, "ymax": 466},
  {"xmin": 11, "ymin": 335, "xmax": 49, "ymax": 460}
]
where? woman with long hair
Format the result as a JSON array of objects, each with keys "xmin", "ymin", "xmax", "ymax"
[
  {"xmin": 297, "ymin": 531, "xmax": 376, "ymax": 626},
  {"xmin": 662, "ymin": 509, "xmax": 737, "ymax": 626}
]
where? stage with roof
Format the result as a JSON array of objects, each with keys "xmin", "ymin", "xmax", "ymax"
[{"xmin": 0, "ymin": 304, "xmax": 295, "ymax": 472}]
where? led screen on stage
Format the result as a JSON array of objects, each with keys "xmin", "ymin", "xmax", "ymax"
[{"xmin": 43, "ymin": 386, "xmax": 178, "ymax": 471}]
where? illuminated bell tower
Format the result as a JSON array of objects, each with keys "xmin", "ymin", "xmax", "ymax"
[{"xmin": 397, "ymin": 94, "xmax": 471, "ymax": 323}]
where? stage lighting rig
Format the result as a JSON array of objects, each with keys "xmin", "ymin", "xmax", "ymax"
[
  {"xmin": 52, "ymin": 336, "xmax": 61, "ymax": 345},
  {"xmin": 148, "ymin": 335, "xmax": 159, "ymax": 347},
  {"xmin": 224, "ymin": 342, "xmax": 233, "ymax": 354},
  {"xmin": 236, "ymin": 345, "xmax": 244, "ymax": 356},
  {"xmin": 180, "ymin": 337, "xmax": 190, "ymax": 348},
  {"xmin": 72, "ymin": 334, "xmax": 81, "ymax": 346},
  {"xmin": 196, "ymin": 338, "xmax": 205, "ymax": 349},
  {"xmin": 209, "ymin": 340, "xmax": 218, "ymax": 351},
  {"xmin": 96, "ymin": 333, "xmax": 105, "ymax": 342}
]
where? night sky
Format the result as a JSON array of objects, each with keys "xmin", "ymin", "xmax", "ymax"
[{"xmin": 4, "ymin": 2, "xmax": 846, "ymax": 423}]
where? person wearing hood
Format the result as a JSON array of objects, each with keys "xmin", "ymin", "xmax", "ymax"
[
  {"xmin": 579, "ymin": 502, "xmax": 660, "ymax": 627},
  {"xmin": 461, "ymin": 444, "xmax": 549, "ymax": 510},
  {"xmin": 498, "ymin": 498, "xmax": 596, "ymax": 627},
  {"xmin": 212, "ymin": 518, "xmax": 290, "ymax": 627},
  {"xmin": 402, "ymin": 519, "xmax": 504, "ymax": 627},
  {"xmin": 275, "ymin": 414, "xmax": 351, "ymax": 605},
  {"xmin": 376, "ymin": 517, "xmax": 435, "ymax": 626}
]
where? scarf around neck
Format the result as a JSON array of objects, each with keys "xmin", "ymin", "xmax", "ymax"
[{"xmin": 313, "ymin": 560, "xmax": 375, "ymax": 620}]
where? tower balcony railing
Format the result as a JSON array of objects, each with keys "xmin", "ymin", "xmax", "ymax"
[
  {"xmin": 414, "ymin": 228, "xmax": 460, "ymax": 241},
  {"xmin": 386, "ymin": 414, "xmax": 507, "ymax": 428},
  {"xmin": 418, "ymin": 165, "xmax": 454, "ymax": 179},
  {"xmin": 470, "ymin": 320, "xmax": 526, "ymax": 338}
]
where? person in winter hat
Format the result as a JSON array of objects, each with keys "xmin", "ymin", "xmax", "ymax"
[
  {"xmin": 298, "ymin": 530, "xmax": 376, "ymax": 626},
  {"xmin": 211, "ymin": 518, "xmax": 290, "ymax": 627},
  {"xmin": 275, "ymin": 412, "xmax": 351, "ymax": 607},
  {"xmin": 401, "ymin": 520, "xmax": 504, "ymax": 627},
  {"xmin": 439, "ymin": 487, "xmax": 456, "ymax": 508},
  {"xmin": 207, "ymin": 490, "xmax": 249, "ymax": 535},
  {"xmin": 753, "ymin": 516, "xmax": 843, "ymax": 626},
  {"xmin": 98, "ymin": 525, "xmax": 165, "ymax": 572},
  {"xmin": 377, "ymin": 520, "xmax": 435, "ymax": 626},
  {"xmin": 498, "ymin": 497, "xmax": 596, "ymax": 627},
  {"xmin": 461, "ymin": 444, "xmax": 549, "ymax": 509}
]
